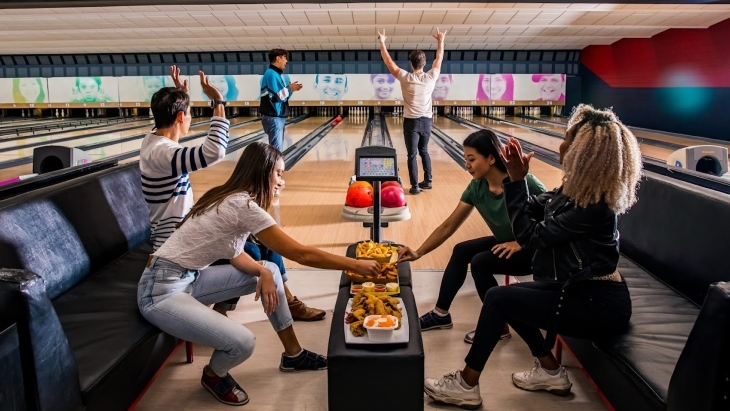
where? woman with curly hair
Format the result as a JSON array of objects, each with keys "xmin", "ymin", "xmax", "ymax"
[{"xmin": 423, "ymin": 104, "xmax": 643, "ymax": 410}]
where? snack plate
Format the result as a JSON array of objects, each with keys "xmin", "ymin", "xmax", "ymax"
[
  {"xmin": 356, "ymin": 245, "xmax": 398, "ymax": 264},
  {"xmin": 344, "ymin": 297, "xmax": 409, "ymax": 344},
  {"xmin": 350, "ymin": 280, "xmax": 400, "ymax": 296}
]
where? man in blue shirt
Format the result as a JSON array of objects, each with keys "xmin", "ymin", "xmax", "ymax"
[{"xmin": 260, "ymin": 49, "xmax": 302, "ymax": 152}]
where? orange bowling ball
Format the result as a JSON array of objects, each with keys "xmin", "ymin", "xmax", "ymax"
[
  {"xmin": 349, "ymin": 181, "xmax": 374, "ymax": 192},
  {"xmin": 346, "ymin": 184, "xmax": 373, "ymax": 208}
]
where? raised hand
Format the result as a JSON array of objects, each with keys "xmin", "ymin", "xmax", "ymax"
[
  {"xmin": 290, "ymin": 81, "xmax": 303, "ymax": 92},
  {"xmin": 170, "ymin": 65, "xmax": 189, "ymax": 93},
  {"xmin": 432, "ymin": 27, "xmax": 447, "ymax": 43},
  {"xmin": 499, "ymin": 138, "xmax": 533, "ymax": 182},
  {"xmin": 198, "ymin": 71, "xmax": 224, "ymax": 101},
  {"xmin": 377, "ymin": 29, "xmax": 387, "ymax": 44}
]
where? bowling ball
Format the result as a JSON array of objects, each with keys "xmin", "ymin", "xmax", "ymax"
[
  {"xmin": 346, "ymin": 185, "xmax": 373, "ymax": 208},
  {"xmin": 349, "ymin": 181, "xmax": 374, "ymax": 192},
  {"xmin": 381, "ymin": 181, "xmax": 401, "ymax": 190},
  {"xmin": 381, "ymin": 186, "xmax": 406, "ymax": 208}
]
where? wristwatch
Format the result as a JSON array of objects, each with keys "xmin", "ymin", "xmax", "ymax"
[{"xmin": 210, "ymin": 99, "xmax": 227, "ymax": 108}]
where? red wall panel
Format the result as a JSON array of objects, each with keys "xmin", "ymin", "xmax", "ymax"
[{"xmin": 581, "ymin": 18, "xmax": 730, "ymax": 88}]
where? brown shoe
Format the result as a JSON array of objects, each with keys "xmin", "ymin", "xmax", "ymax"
[{"xmin": 288, "ymin": 296, "xmax": 326, "ymax": 321}]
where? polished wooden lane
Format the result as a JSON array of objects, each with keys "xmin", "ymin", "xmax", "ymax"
[
  {"xmin": 0, "ymin": 116, "xmax": 255, "ymax": 182},
  {"xmin": 186, "ymin": 116, "xmax": 334, "ymax": 196}
]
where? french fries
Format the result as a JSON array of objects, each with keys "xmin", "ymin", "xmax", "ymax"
[
  {"xmin": 347, "ymin": 263, "xmax": 398, "ymax": 281},
  {"xmin": 356, "ymin": 240, "xmax": 392, "ymax": 259}
]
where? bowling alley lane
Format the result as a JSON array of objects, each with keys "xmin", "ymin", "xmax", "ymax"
[
  {"xmin": 471, "ymin": 115, "xmax": 675, "ymax": 162},
  {"xmin": 0, "ymin": 116, "xmax": 256, "ymax": 182},
  {"xmin": 533, "ymin": 115, "xmax": 730, "ymax": 155},
  {"xmin": 186, "ymin": 116, "xmax": 334, "ymax": 199},
  {"xmin": 0, "ymin": 117, "xmax": 155, "ymax": 148},
  {"xmin": 0, "ymin": 117, "xmax": 201, "ymax": 158}
]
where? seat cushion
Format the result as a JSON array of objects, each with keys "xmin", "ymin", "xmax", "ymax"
[
  {"xmin": 597, "ymin": 256, "xmax": 700, "ymax": 405},
  {"xmin": 52, "ymin": 241, "xmax": 177, "ymax": 408}
]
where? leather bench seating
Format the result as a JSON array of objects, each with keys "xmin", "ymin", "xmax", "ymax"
[
  {"xmin": 0, "ymin": 163, "xmax": 178, "ymax": 410},
  {"xmin": 558, "ymin": 171, "xmax": 730, "ymax": 411}
]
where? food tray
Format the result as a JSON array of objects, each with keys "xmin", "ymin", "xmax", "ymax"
[{"xmin": 344, "ymin": 297, "xmax": 409, "ymax": 344}]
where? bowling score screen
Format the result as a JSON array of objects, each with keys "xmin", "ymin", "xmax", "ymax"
[{"xmin": 359, "ymin": 157, "xmax": 396, "ymax": 178}]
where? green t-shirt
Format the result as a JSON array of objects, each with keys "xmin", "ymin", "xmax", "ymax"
[{"xmin": 460, "ymin": 173, "xmax": 547, "ymax": 242}]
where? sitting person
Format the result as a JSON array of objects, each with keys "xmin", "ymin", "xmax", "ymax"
[
  {"xmin": 141, "ymin": 65, "xmax": 325, "ymax": 321},
  {"xmin": 423, "ymin": 104, "xmax": 642, "ymax": 409},
  {"xmin": 138, "ymin": 141, "xmax": 380, "ymax": 406},
  {"xmin": 398, "ymin": 130, "xmax": 546, "ymax": 343}
]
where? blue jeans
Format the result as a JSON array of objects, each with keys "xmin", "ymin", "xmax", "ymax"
[
  {"xmin": 137, "ymin": 257, "xmax": 292, "ymax": 376},
  {"xmin": 262, "ymin": 115, "xmax": 286, "ymax": 153},
  {"xmin": 217, "ymin": 241, "xmax": 287, "ymax": 311}
]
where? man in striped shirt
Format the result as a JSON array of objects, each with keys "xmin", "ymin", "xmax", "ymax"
[{"xmin": 140, "ymin": 66, "xmax": 325, "ymax": 321}]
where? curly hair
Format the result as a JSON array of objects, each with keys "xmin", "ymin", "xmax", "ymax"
[{"xmin": 562, "ymin": 104, "xmax": 642, "ymax": 215}]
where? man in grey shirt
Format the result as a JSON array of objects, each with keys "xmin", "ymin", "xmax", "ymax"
[{"xmin": 378, "ymin": 28, "xmax": 447, "ymax": 194}]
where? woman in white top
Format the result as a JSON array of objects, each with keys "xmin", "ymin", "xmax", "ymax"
[{"xmin": 137, "ymin": 141, "xmax": 380, "ymax": 406}]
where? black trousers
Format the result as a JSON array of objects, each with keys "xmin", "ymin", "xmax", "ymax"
[
  {"xmin": 436, "ymin": 236, "xmax": 534, "ymax": 311},
  {"xmin": 403, "ymin": 117, "xmax": 433, "ymax": 187},
  {"xmin": 464, "ymin": 280, "xmax": 632, "ymax": 372}
]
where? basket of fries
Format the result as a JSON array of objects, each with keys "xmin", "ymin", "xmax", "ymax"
[{"xmin": 355, "ymin": 240, "xmax": 396, "ymax": 263}]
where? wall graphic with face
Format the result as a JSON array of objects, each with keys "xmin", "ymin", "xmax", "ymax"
[
  {"xmin": 313, "ymin": 74, "xmax": 349, "ymax": 100},
  {"xmin": 531, "ymin": 74, "xmax": 566, "ymax": 101},
  {"xmin": 431, "ymin": 73, "xmax": 453, "ymax": 101},
  {"xmin": 13, "ymin": 78, "xmax": 47, "ymax": 103},
  {"xmin": 476, "ymin": 74, "xmax": 514, "ymax": 101}
]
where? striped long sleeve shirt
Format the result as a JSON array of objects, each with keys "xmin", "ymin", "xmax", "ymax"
[{"xmin": 140, "ymin": 117, "xmax": 231, "ymax": 250}]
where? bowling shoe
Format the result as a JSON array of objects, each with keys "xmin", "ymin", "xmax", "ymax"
[
  {"xmin": 288, "ymin": 296, "xmax": 326, "ymax": 321},
  {"xmin": 418, "ymin": 181, "xmax": 433, "ymax": 190},
  {"xmin": 409, "ymin": 186, "xmax": 421, "ymax": 195}
]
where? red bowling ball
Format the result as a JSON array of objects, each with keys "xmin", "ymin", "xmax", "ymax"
[
  {"xmin": 381, "ymin": 181, "xmax": 401, "ymax": 190},
  {"xmin": 346, "ymin": 184, "xmax": 373, "ymax": 208},
  {"xmin": 381, "ymin": 186, "xmax": 406, "ymax": 208}
]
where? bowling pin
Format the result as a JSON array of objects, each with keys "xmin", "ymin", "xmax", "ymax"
[{"xmin": 55, "ymin": 109, "xmax": 59, "ymax": 118}]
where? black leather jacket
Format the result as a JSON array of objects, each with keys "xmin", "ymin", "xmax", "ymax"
[{"xmin": 503, "ymin": 180, "xmax": 620, "ymax": 283}]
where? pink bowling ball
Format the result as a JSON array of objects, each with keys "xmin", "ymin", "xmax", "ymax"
[{"xmin": 381, "ymin": 186, "xmax": 406, "ymax": 208}]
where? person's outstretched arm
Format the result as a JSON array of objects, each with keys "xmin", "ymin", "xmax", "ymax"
[
  {"xmin": 431, "ymin": 28, "xmax": 447, "ymax": 71},
  {"xmin": 255, "ymin": 224, "xmax": 380, "ymax": 277},
  {"xmin": 377, "ymin": 30, "xmax": 401, "ymax": 77},
  {"xmin": 398, "ymin": 201, "xmax": 473, "ymax": 262}
]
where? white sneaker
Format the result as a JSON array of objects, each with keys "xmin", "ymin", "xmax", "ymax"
[
  {"xmin": 512, "ymin": 358, "xmax": 572, "ymax": 395},
  {"xmin": 424, "ymin": 370, "xmax": 482, "ymax": 410}
]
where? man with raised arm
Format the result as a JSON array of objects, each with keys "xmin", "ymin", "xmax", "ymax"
[{"xmin": 378, "ymin": 28, "xmax": 447, "ymax": 195}]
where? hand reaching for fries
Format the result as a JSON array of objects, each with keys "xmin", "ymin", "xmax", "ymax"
[
  {"xmin": 397, "ymin": 246, "xmax": 420, "ymax": 262},
  {"xmin": 353, "ymin": 260, "xmax": 381, "ymax": 277}
]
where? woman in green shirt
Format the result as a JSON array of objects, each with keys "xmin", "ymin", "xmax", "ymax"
[{"xmin": 398, "ymin": 129, "xmax": 546, "ymax": 343}]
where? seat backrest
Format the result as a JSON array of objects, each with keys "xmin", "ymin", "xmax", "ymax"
[
  {"xmin": 0, "ymin": 164, "xmax": 149, "ymax": 300},
  {"xmin": 618, "ymin": 172, "xmax": 730, "ymax": 306}
]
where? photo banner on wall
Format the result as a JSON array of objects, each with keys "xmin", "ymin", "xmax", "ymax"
[
  {"xmin": 0, "ymin": 78, "xmax": 50, "ymax": 105},
  {"xmin": 513, "ymin": 74, "xmax": 566, "ymax": 102},
  {"xmin": 118, "ymin": 76, "xmax": 181, "ymax": 104},
  {"xmin": 189, "ymin": 75, "xmax": 260, "ymax": 102},
  {"xmin": 47, "ymin": 77, "xmax": 120, "ymax": 105}
]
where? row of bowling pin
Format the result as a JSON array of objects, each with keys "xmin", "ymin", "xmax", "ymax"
[
  {"xmin": 83, "ymin": 109, "xmax": 105, "ymax": 118},
  {"xmin": 391, "ymin": 106, "xmax": 403, "ymax": 116},
  {"xmin": 288, "ymin": 107, "xmax": 306, "ymax": 117},
  {"xmin": 487, "ymin": 107, "xmax": 507, "ymax": 116},
  {"xmin": 20, "ymin": 109, "xmax": 37, "ymax": 118},
  {"xmin": 526, "ymin": 107, "xmax": 542, "ymax": 116},
  {"xmin": 454, "ymin": 106, "xmax": 474, "ymax": 116},
  {"xmin": 349, "ymin": 107, "xmax": 370, "ymax": 116},
  {"xmin": 316, "ymin": 107, "xmax": 337, "ymax": 116}
]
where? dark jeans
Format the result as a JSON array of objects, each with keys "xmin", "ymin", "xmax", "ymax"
[
  {"xmin": 403, "ymin": 117, "xmax": 433, "ymax": 187},
  {"xmin": 464, "ymin": 280, "xmax": 632, "ymax": 372},
  {"xmin": 217, "ymin": 240, "xmax": 288, "ymax": 309},
  {"xmin": 436, "ymin": 236, "xmax": 534, "ymax": 311}
]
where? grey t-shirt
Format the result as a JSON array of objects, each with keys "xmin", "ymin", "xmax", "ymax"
[
  {"xmin": 397, "ymin": 68, "xmax": 440, "ymax": 119},
  {"xmin": 155, "ymin": 192, "xmax": 276, "ymax": 269}
]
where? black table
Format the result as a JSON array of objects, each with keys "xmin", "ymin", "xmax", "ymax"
[
  {"xmin": 327, "ymin": 285, "xmax": 424, "ymax": 411},
  {"xmin": 338, "ymin": 242, "xmax": 412, "ymax": 288}
]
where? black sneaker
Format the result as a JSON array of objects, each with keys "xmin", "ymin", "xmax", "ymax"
[
  {"xmin": 279, "ymin": 349, "xmax": 328, "ymax": 372},
  {"xmin": 418, "ymin": 181, "xmax": 433, "ymax": 190},
  {"xmin": 419, "ymin": 310, "xmax": 453, "ymax": 331},
  {"xmin": 409, "ymin": 186, "xmax": 421, "ymax": 195}
]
